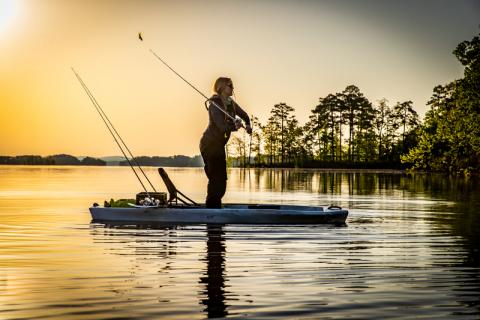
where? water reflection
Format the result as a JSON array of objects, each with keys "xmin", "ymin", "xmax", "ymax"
[
  {"xmin": 90, "ymin": 223, "xmax": 231, "ymax": 319},
  {"xmin": 94, "ymin": 223, "xmax": 179, "ymax": 260},
  {"xmin": 2, "ymin": 166, "xmax": 480, "ymax": 319},
  {"xmin": 199, "ymin": 225, "xmax": 228, "ymax": 318},
  {"xmin": 233, "ymin": 168, "xmax": 422, "ymax": 195}
]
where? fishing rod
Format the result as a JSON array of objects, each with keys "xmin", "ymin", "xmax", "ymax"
[
  {"xmin": 71, "ymin": 68, "xmax": 157, "ymax": 195},
  {"xmin": 139, "ymin": 33, "xmax": 239, "ymax": 123},
  {"xmin": 248, "ymin": 114, "xmax": 253, "ymax": 166},
  {"xmin": 139, "ymin": 33, "xmax": 256, "ymax": 167},
  {"xmin": 232, "ymin": 90, "xmax": 253, "ymax": 167}
]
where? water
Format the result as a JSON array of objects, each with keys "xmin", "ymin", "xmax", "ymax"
[{"xmin": 0, "ymin": 166, "xmax": 479, "ymax": 319}]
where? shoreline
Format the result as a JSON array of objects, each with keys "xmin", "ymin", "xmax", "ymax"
[{"xmin": 0, "ymin": 164, "xmax": 425, "ymax": 174}]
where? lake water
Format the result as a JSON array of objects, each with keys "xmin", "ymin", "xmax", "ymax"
[{"xmin": 0, "ymin": 165, "xmax": 479, "ymax": 319}]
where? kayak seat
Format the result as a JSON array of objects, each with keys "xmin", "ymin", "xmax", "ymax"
[{"xmin": 158, "ymin": 168, "xmax": 198, "ymax": 206}]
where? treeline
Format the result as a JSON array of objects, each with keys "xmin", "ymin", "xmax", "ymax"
[
  {"xmin": 228, "ymin": 87, "xmax": 419, "ymax": 169},
  {"xmin": 119, "ymin": 155, "xmax": 203, "ymax": 167},
  {"xmin": 402, "ymin": 33, "xmax": 480, "ymax": 175},
  {"xmin": 228, "ymin": 33, "xmax": 480, "ymax": 174},
  {"xmin": 1, "ymin": 154, "xmax": 204, "ymax": 167},
  {"xmin": 0, "ymin": 154, "xmax": 106, "ymax": 166}
]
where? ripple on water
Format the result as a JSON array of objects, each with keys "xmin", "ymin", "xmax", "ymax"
[{"xmin": 0, "ymin": 167, "xmax": 479, "ymax": 319}]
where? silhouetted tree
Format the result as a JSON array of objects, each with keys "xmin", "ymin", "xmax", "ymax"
[{"xmin": 403, "ymin": 32, "xmax": 480, "ymax": 173}]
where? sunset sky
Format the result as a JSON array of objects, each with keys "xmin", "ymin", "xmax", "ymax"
[{"xmin": 1, "ymin": 0, "xmax": 479, "ymax": 157}]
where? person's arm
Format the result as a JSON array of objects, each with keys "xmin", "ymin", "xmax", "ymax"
[
  {"xmin": 233, "ymin": 101, "xmax": 252, "ymax": 133},
  {"xmin": 233, "ymin": 102, "xmax": 251, "ymax": 127},
  {"xmin": 209, "ymin": 100, "xmax": 236, "ymax": 132}
]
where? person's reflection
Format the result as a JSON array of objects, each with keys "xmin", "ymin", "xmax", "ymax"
[{"xmin": 199, "ymin": 225, "xmax": 228, "ymax": 318}]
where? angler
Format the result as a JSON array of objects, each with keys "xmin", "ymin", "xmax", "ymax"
[
  {"xmin": 200, "ymin": 77, "xmax": 252, "ymax": 208},
  {"xmin": 143, "ymin": 34, "xmax": 253, "ymax": 208}
]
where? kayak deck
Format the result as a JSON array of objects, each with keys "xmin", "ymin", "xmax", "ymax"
[{"xmin": 89, "ymin": 204, "xmax": 348, "ymax": 225}]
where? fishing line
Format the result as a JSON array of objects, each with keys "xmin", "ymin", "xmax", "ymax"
[
  {"xmin": 71, "ymin": 68, "xmax": 156, "ymax": 194},
  {"xmin": 139, "ymin": 33, "xmax": 258, "ymax": 166},
  {"xmin": 139, "ymin": 34, "xmax": 237, "ymax": 122},
  {"xmin": 149, "ymin": 49, "xmax": 238, "ymax": 122}
]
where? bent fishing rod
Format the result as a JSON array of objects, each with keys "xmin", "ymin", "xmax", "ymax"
[
  {"xmin": 71, "ymin": 68, "xmax": 157, "ymax": 195},
  {"xmin": 140, "ymin": 33, "xmax": 255, "ymax": 166},
  {"xmin": 139, "ymin": 33, "xmax": 244, "ymax": 125}
]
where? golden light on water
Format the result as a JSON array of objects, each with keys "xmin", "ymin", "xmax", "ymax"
[{"xmin": 0, "ymin": 166, "xmax": 479, "ymax": 318}]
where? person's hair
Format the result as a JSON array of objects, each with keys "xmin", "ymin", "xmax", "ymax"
[{"xmin": 212, "ymin": 77, "xmax": 232, "ymax": 94}]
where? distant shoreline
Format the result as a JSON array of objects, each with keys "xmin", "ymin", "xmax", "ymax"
[
  {"xmin": 0, "ymin": 163, "xmax": 409, "ymax": 172},
  {"xmin": 0, "ymin": 154, "xmax": 204, "ymax": 167},
  {"xmin": 0, "ymin": 154, "xmax": 434, "ymax": 173}
]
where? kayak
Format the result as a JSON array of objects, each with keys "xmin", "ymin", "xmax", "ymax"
[
  {"xmin": 89, "ymin": 168, "xmax": 348, "ymax": 225},
  {"xmin": 89, "ymin": 204, "xmax": 348, "ymax": 225}
]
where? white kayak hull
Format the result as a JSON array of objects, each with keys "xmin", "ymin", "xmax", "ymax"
[{"xmin": 89, "ymin": 204, "xmax": 348, "ymax": 225}]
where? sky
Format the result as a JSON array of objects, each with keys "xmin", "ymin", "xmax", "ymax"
[{"xmin": 1, "ymin": 0, "xmax": 479, "ymax": 157}]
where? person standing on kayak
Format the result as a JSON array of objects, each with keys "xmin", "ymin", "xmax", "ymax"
[{"xmin": 200, "ymin": 77, "xmax": 252, "ymax": 208}]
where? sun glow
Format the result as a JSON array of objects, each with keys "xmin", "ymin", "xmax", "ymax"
[{"xmin": 0, "ymin": 0, "xmax": 18, "ymax": 34}]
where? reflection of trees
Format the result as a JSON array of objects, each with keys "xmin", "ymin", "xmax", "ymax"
[
  {"xmin": 199, "ymin": 225, "xmax": 228, "ymax": 318},
  {"xmin": 251, "ymin": 169, "xmax": 408, "ymax": 196},
  {"xmin": 238, "ymin": 169, "xmax": 480, "ymax": 281},
  {"xmin": 324, "ymin": 171, "xmax": 479, "ymax": 312},
  {"xmin": 400, "ymin": 174, "xmax": 480, "ymax": 312},
  {"xmin": 402, "ymin": 175, "xmax": 480, "ymax": 262}
]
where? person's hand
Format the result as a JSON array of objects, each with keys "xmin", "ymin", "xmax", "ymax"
[
  {"xmin": 234, "ymin": 118, "xmax": 243, "ymax": 130},
  {"xmin": 246, "ymin": 125, "xmax": 252, "ymax": 135}
]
